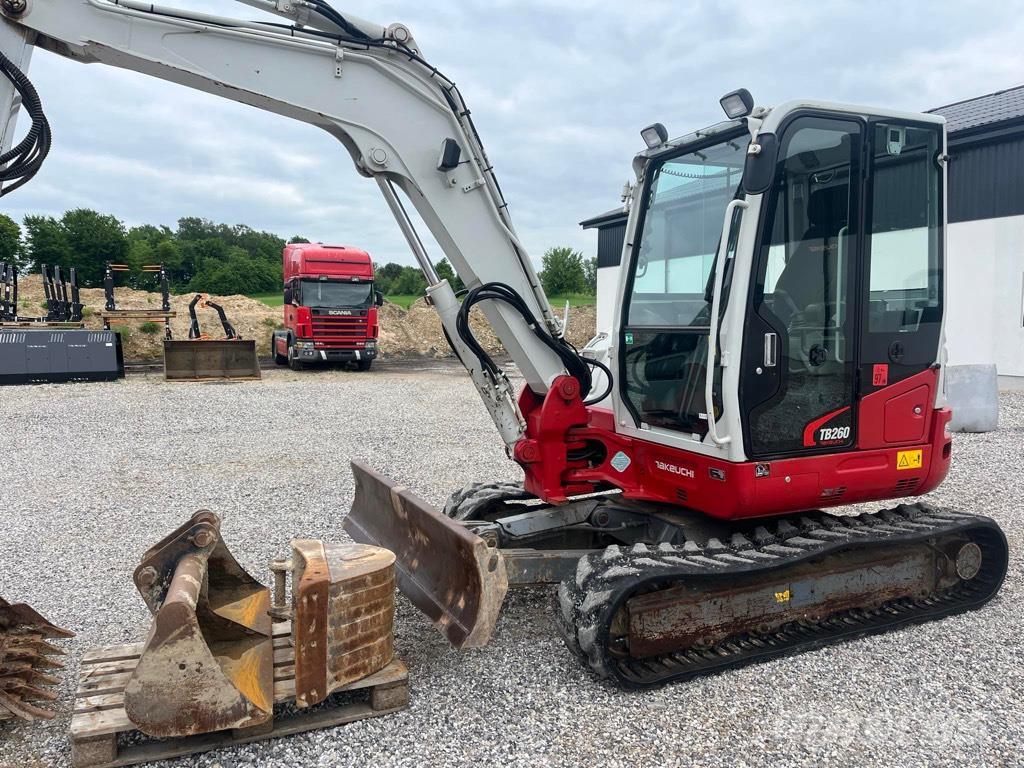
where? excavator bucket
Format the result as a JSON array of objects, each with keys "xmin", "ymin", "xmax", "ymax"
[
  {"xmin": 0, "ymin": 597, "xmax": 73, "ymax": 722},
  {"xmin": 284, "ymin": 541, "xmax": 396, "ymax": 707},
  {"xmin": 163, "ymin": 339, "xmax": 261, "ymax": 381},
  {"xmin": 125, "ymin": 511, "xmax": 274, "ymax": 738},
  {"xmin": 343, "ymin": 460, "xmax": 508, "ymax": 649}
]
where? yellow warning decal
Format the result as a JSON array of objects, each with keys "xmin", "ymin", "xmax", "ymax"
[
  {"xmin": 774, "ymin": 589, "xmax": 791, "ymax": 604},
  {"xmin": 897, "ymin": 449, "xmax": 923, "ymax": 471}
]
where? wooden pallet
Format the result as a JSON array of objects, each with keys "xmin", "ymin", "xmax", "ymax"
[
  {"xmin": 71, "ymin": 622, "xmax": 409, "ymax": 768},
  {"xmin": 100, "ymin": 311, "xmax": 176, "ymax": 320}
]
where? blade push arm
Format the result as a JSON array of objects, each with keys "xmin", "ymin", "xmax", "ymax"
[{"xmin": 0, "ymin": 0, "xmax": 576, "ymax": 445}]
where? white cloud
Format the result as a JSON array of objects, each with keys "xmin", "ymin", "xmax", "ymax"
[{"xmin": 2, "ymin": 0, "xmax": 1021, "ymax": 270}]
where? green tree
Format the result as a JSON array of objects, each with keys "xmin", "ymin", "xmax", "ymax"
[
  {"xmin": 22, "ymin": 214, "xmax": 72, "ymax": 275},
  {"xmin": 539, "ymin": 246, "xmax": 586, "ymax": 296},
  {"xmin": 0, "ymin": 214, "xmax": 21, "ymax": 267},
  {"xmin": 374, "ymin": 262, "xmax": 404, "ymax": 294},
  {"xmin": 583, "ymin": 256, "xmax": 598, "ymax": 294},
  {"xmin": 288, "ymin": 235, "xmax": 310, "ymax": 244},
  {"xmin": 434, "ymin": 258, "xmax": 465, "ymax": 292},
  {"xmin": 188, "ymin": 245, "xmax": 278, "ymax": 295},
  {"xmin": 173, "ymin": 217, "xmax": 283, "ymax": 293},
  {"xmin": 392, "ymin": 266, "xmax": 427, "ymax": 296},
  {"xmin": 60, "ymin": 209, "xmax": 129, "ymax": 286},
  {"xmin": 23, "ymin": 210, "xmax": 127, "ymax": 286}
]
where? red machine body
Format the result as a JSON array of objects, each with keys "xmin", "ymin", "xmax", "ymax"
[
  {"xmin": 513, "ymin": 369, "xmax": 951, "ymax": 520},
  {"xmin": 275, "ymin": 244, "xmax": 379, "ymax": 368}
]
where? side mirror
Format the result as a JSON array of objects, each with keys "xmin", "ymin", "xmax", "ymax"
[
  {"xmin": 283, "ymin": 286, "xmax": 293, "ymax": 305},
  {"xmin": 742, "ymin": 132, "xmax": 779, "ymax": 195},
  {"xmin": 375, "ymin": 290, "xmax": 384, "ymax": 306}
]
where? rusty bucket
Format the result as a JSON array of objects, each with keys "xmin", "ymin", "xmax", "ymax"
[
  {"xmin": 163, "ymin": 340, "xmax": 261, "ymax": 382},
  {"xmin": 124, "ymin": 511, "xmax": 273, "ymax": 738},
  {"xmin": 0, "ymin": 597, "xmax": 73, "ymax": 722},
  {"xmin": 277, "ymin": 541, "xmax": 395, "ymax": 708},
  {"xmin": 343, "ymin": 460, "xmax": 509, "ymax": 649}
]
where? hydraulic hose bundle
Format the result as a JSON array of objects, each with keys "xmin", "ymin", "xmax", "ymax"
[
  {"xmin": 456, "ymin": 282, "xmax": 612, "ymax": 405},
  {"xmin": 0, "ymin": 49, "xmax": 50, "ymax": 197}
]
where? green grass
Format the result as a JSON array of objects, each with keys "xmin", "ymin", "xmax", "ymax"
[
  {"xmin": 384, "ymin": 294, "xmax": 420, "ymax": 309},
  {"xmin": 249, "ymin": 293, "xmax": 284, "ymax": 307},
  {"xmin": 548, "ymin": 293, "xmax": 597, "ymax": 307}
]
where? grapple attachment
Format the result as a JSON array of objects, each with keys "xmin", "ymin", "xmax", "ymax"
[
  {"xmin": 125, "ymin": 511, "xmax": 273, "ymax": 738},
  {"xmin": 163, "ymin": 339, "xmax": 261, "ymax": 381},
  {"xmin": 0, "ymin": 597, "xmax": 73, "ymax": 722},
  {"xmin": 343, "ymin": 460, "xmax": 508, "ymax": 649},
  {"xmin": 276, "ymin": 541, "xmax": 396, "ymax": 707}
]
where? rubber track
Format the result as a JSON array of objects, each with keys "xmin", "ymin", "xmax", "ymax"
[
  {"xmin": 555, "ymin": 502, "xmax": 1008, "ymax": 689},
  {"xmin": 443, "ymin": 480, "xmax": 533, "ymax": 521}
]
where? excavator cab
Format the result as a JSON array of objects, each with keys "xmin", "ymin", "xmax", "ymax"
[{"xmin": 618, "ymin": 107, "xmax": 946, "ymax": 478}]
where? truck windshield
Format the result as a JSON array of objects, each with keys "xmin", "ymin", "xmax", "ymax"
[{"xmin": 300, "ymin": 280, "xmax": 372, "ymax": 308}]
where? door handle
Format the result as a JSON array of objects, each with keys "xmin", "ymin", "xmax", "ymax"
[{"xmin": 764, "ymin": 332, "xmax": 778, "ymax": 367}]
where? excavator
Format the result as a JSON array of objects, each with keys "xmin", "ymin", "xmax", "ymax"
[{"xmin": 0, "ymin": 0, "xmax": 1008, "ymax": 695}]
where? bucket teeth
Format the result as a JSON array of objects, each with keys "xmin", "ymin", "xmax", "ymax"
[{"xmin": 0, "ymin": 596, "xmax": 73, "ymax": 723}]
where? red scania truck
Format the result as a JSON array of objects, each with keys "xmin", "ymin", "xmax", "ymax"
[{"xmin": 271, "ymin": 243, "xmax": 382, "ymax": 371}]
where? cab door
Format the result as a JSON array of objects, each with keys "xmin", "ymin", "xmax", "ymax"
[{"xmin": 739, "ymin": 115, "xmax": 864, "ymax": 459}]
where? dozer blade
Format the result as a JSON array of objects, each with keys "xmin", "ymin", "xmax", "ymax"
[
  {"xmin": 288, "ymin": 541, "xmax": 396, "ymax": 707},
  {"xmin": 125, "ymin": 511, "xmax": 274, "ymax": 738},
  {"xmin": 344, "ymin": 460, "xmax": 508, "ymax": 649},
  {"xmin": 0, "ymin": 596, "xmax": 73, "ymax": 722},
  {"xmin": 163, "ymin": 339, "xmax": 261, "ymax": 381}
]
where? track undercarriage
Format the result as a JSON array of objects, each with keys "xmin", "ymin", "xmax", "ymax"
[{"xmin": 345, "ymin": 463, "xmax": 1009, "ymax": 687}]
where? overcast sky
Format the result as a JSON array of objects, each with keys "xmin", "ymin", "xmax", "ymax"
[{"xmin": 3, "ymin": 0, "xmax": 1023, "ymax": 267}]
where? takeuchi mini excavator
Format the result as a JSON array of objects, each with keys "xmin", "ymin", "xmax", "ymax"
[{"xmin": 0, "ymin": 0, "xmax": 1008, "ymax": 690}]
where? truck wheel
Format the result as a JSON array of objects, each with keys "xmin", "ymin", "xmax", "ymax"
[
  {"xmin": 273, "ymin": 335, "xmax": 287, "ymax": 366},
  {"xmin": 288, "ymin": 346, "xmax": 304, "ymax": 371},
  {"xmin": 357, "ymin": 359, "xmax": 372, "ymax": 371}
]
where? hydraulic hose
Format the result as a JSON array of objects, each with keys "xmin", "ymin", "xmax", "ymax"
[
  {"xmin": 456, "ymin": 282, "xmax": 613, "ymax": 405},
  {"xmin": 0, "ymin": 49, "xmax": 50, "ymax": 197}
]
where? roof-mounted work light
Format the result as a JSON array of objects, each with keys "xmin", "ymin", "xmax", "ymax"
[
  {"xmin": 720, "ymin": 88, "xmax": 755, "ymax": 119},
  {"xmin": 640, "ymin": 123, "xmax": 668, "ymax": 150}
]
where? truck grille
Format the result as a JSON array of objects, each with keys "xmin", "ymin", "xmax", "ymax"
[{"xmin": 311, "ymin": 311, "xmax": 369, "ymax": 348}]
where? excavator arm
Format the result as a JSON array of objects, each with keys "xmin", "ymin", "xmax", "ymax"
[{"xmin": 0, "ymin": 0, "xmax": 591, "ymax": 445}]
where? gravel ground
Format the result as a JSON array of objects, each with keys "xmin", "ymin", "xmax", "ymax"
[{"xmin": 1, "ymin": 365, "xmax": 1022, "ymax": 768}]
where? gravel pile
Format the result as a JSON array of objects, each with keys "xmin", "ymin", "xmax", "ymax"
[{"xmin": 1, "ymin": 366, "xmax": 1021, "ymax": 768}]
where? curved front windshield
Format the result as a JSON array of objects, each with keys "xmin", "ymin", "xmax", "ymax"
[
  {"xmin": 299, "ymin": 280, "xmax": 372, "ymax": 308},
  {"xmin": 626, "ymin": 135, "xmax": 750, "ymax": 327},
  {"xmin": 620, "ymin": 132, "xmax": 749, "ymax": 436}
]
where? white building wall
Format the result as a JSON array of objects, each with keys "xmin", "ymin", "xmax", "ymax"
[
  {"xmin": 595, "ymin": 266, "xmax": 618, "ymax": 334},
  {"xmin": 946, "ymin": 214, "xmax": 1024, "ymax": 378}
]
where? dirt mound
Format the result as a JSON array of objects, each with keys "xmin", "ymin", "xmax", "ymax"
[
  {"xmin": 13, "ymin": 275, "xmax": 598, "ymax": 361},
  {"xmin": 379, "ymin": 298, "xmax": 597, "ymax": 359},
  {"xmin": 15, "ymin": 275, "xmax": 280, "ymax": 360}
]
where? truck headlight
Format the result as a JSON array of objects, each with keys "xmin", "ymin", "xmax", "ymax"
[{"xmin": 364, "ymin": 340, "xmax": 376, "ymax": 349}]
